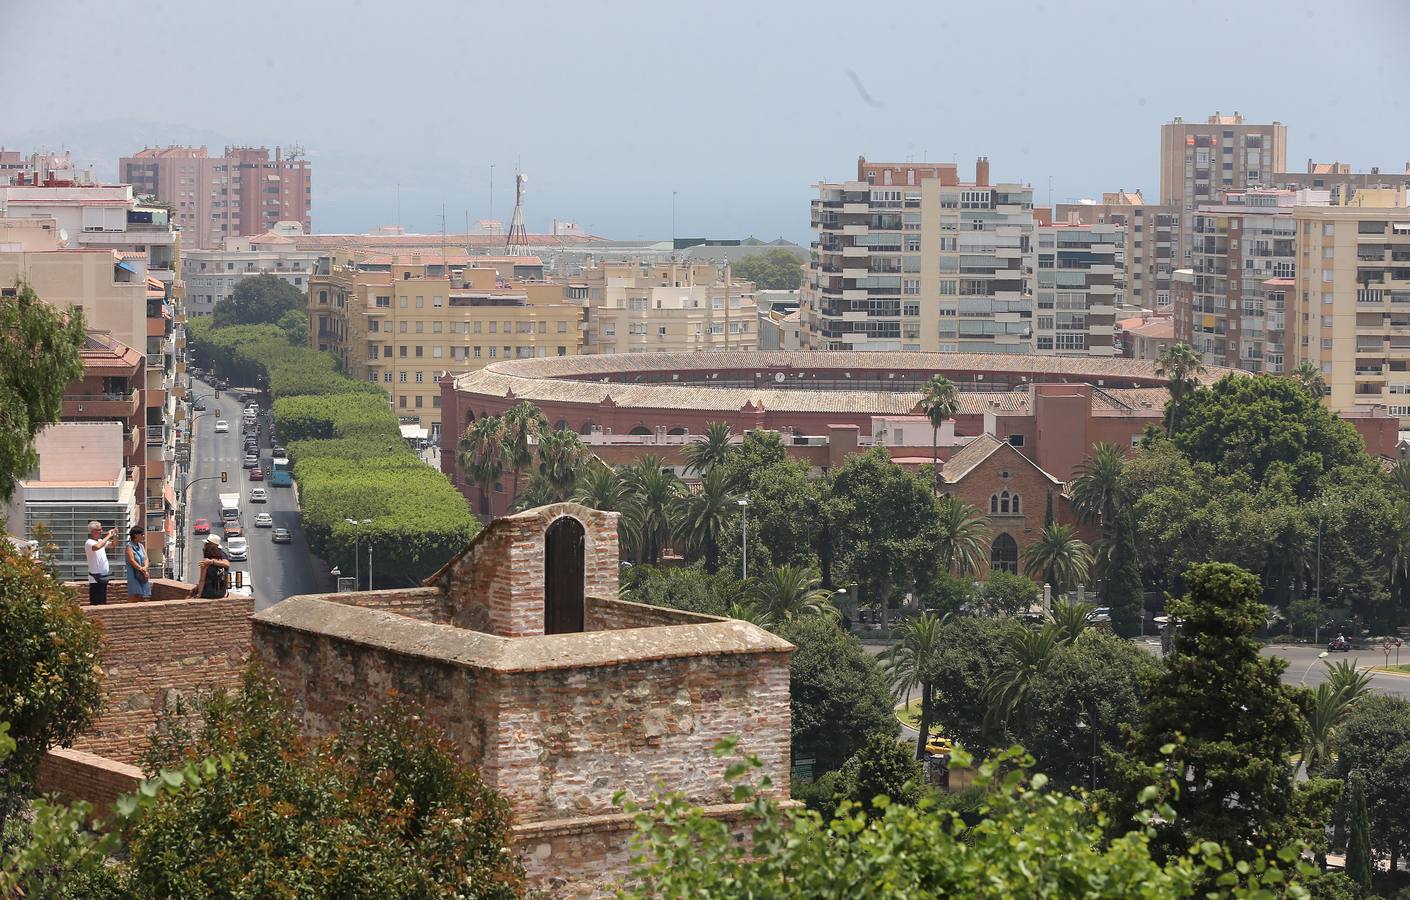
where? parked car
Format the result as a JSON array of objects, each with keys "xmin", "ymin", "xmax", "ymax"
[
  {"xmin": 272, "ymin": 446, "xmax": 287, "ymax": 459},
  {"xmin": 242, "ymin": 454, "xmax": 258, "ymax": 468},
  {"xmin": 249, "ymin": 468, "xmax": 264, "ymax": 481},
  {"xmin": 214, "ymin": 420, "xmax": 229, "ymax": 433},
  {"xmin": 226, "ymin": 536, "xmax": 249, "ymax": 561},
  {"xmin": 193, "ymin": 398, "xmax": 207, "ymax": 411},
  {"xmin": 1091, "ymin": 607, "xmax": 1112, "ymax": 623},
  {"xmin": 249, "ymin": 487, "xmax": 268, "ymax": 503},
  {"xmin": 253, "ymin": 512, "xmax": 273, "ymax": 528},
  {"xmin": 271, "ymin": 528, "xmax": 291, "ymax": 544},
  {"xmin": 192, "ymin": 517, "xmax": 211, "ymax": 534}
]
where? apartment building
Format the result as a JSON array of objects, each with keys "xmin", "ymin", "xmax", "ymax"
[
  {"xmin": 1055, "ymin": 192, "xmax": 1178, "ymax": 311},
  {"xmin": 804, "ymin": 156, "xmax": 1039, "ymax": 354},
  {"xmin": 309, "ymin": 253, "xmax": 581, "ymax": 439},
  {"xmin": 3, "ymin": 423, "xmax": 140, "ymax": 582},
  {"xmin": 580, "ymin": 262, "xmax": 757, "ymax": 354},
  {"xmin": 182, "ymin": 223, "xmax": 321, "ymax": 317},
  {"xmin": 1160, "ymin": 113, "xmax": 1288, "ymax": 266},
  {"xmin": 1275, "ymin": 161, "xmax": 1410, "ymax": 207},
  {"xmin": 0, "ymin": 216, "xmax": 183, "ymax": 574},
  {"xmin": 120, "ymin": 145, "xmax": 312, "ymax": 249},
  {"xmin": 1033, "ymin": 219, "xmax": 1121, "ymax": 356},
  {"xmin": 1179, "ymin": 189, "xmax": 1328, "ymax": 373},
  {"xmin": 1293, "ymin": 192, "xmax": 1410, "ymax": 424}
]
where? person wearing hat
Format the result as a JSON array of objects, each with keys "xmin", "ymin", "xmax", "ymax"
[
  {"xmin": 124, "ymin": 525, "xmax": 152, "ymax": 600},
  {"xmin": 191, "ymin": 534, "xmax": 230, "ymax": 599}
]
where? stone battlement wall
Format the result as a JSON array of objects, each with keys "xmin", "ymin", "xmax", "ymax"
[
  {"xmin": 584, "ymin": 594, "xmax": 723, "ymax": 631},
  {"xmin": 65, "ymin": 593, "xmax": 253, "ymax": 763}
]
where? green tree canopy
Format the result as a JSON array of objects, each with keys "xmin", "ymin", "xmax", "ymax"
[
  {"xmin": 1172, "ymin": 374, "xmax": 1367, "ymax": 499},
  {"xmin": 1108, "ymin": 562, "xmax": 1311, "ymax": 863},
  {"xmin": 123, "ymin": 671, "xmax": 522, "ymax": 897},
  {"xmin": 778, "ymin": 616, "xmax": 896, "ymax": 775},
  {"xmin": 731, "ymin": 248, "xmax": 804, "ymax": 290},
  {"xmin": 212, "ymin": 274, "xmax": 306, "ymax": 328},
  {"xmin": 277, "ymin": 307, "xmax": 307, "ymax": 346},
  {"xmin": 0, "ymin": 541, "xmax": 103, "ymax": 818},
  {"xmin": 926, "ymin": 615, "xmax": 1024, "ymax": 753},
  {"xmin": 0, "ymin": 281, "xmax": 86, "ymax": 501}
]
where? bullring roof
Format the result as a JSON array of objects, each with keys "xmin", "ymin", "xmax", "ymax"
[{"xmin": 450, "ymin": 351, "xmax": 1229, "ymax": 417}]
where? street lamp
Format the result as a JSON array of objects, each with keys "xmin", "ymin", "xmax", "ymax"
[
  {"xmin": 1076, "ymin": 706, "xmax": 1099, "ymax": 791},
  {"xmin": 345, "ymin": 518, "xmax": 371, "ymax": 589},
  {"xmin": 736, "ymin": 497, "xmax": 750, "ymax": 580},
  {"xmin": 1300, "ymin": 650, "xmax": 1331, "ymax": 685}
]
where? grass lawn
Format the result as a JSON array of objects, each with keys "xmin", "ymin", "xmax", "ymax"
[
  {"xmin": 1373, "ymin": 664, "xmax": 1410, "ymax": 674},
  {"xmin": 897, "ymin": 698, "xmax": 922, "ymax": 729}
]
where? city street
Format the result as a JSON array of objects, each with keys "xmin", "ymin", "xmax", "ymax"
[
  {"xmin": 1261, "ymin": 642, "xmax": 1410, "ymax": 698},
  {"xmin": 182, "ymin": 378, "xmax": 332, "ymax": 610}
]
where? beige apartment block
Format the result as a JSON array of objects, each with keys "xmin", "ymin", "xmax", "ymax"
[
  {"xmin": 1293, "ymin": 193, "xmax": 1410, "ymax": 425},
  {"xmin": 309, "ymin": 253, "xmax": 581, "ymax": 439},
  {"xmin": 580, "ymin": 262, "xmax": 757, "ymax": 354},
  {"xmin": 1035, "ymin": 220, "xmax": 1121, "ymax": 356},
  {"xmin": 1275, "ymin": 161, "xmax": 1410, "ymax": 207},
  {"xmin": 1056, "ymin": 192, "xmax": 1178, "ymax": 311},
  {"xmin": 1180, "ymin": 189, "xmax": 1327, "ymax": 373},
  {"xmin": 804, "ymin": 156, "xmax": 1043, "ymax": 354},
  {"xmin": 1160, "ymin": 113, "xmax": 1287, "ymax": 266}
]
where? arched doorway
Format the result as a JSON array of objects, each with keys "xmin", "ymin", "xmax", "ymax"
[
  {"xmin": 990, "ymin": 533, "xmax": 1019, "ymax": 574},
  {"xmin": 629, "ymin": 425, "xmax": 652, "ymax": 436},
  {"xmin": 544, "ymin": 517, "xmax": 585, "ymax": 634}
]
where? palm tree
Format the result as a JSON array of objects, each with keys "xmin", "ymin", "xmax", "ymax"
[
  {"xmin": 501, "ymin": 401, "xmax": 547, "ymax": 505},
  {"xmin": 750, "ymin": 564, "xmax": 838, "ymax": 622},
  {"xmin": 918, "ymin": 375, "xmax": 960, "ymax": 494},
  {"xmin": 724, "ymin": 601, "xmax": 775, "ymax": 631},
  {"xmin": 1023, "ymin": 523, "xmax": 1094, "ymax": 593},
  {"xmin": 683, "ymin": 421, "xmax": 735, "ymax": 476},
  {"xmin": 983, "ymin": 625, "xmax": 1063, "ymax": 735},
  {"xmin": 1300, "ymin": 682, "xmax": 1351, "ymax": 775},
  {"xmin": 935, "ymin": 496, "xmax": 989, "ymax": 575},
  {"xmin": 574, "ymin": 460, "xmax": 641, "ymax": 561},
  {"xmin": 1325, "ymin": 658, "xmax": 1375, "ymax": 705},
  {"xmin": 1049, "ymin": 599, "xmax": 1095, "ymax": 643},
  {"xmin": 1291, "ymin": 360, "xmax": 1328, "ymax": 400},
  {"xmin": 1069, "ymin": 442, "xmax": 1128, "ymax": 529},
  {"xmin": 675, "ymin": 467, "xmax": 736, "ymax": 573},
  {"xmin": 882, "ymin": 612, "xmax": 946, "ymax": 760},
  {"xmin": 621, "ymin": 454, "xmax": 682, "ymax": 565},
  {"xmin": 536, "ymin": 428, "xmax": 592, "ymax": 502},
  {"xmin": 457, "ymin": 415, "xmax": 506, "ymax": 516},
  {"xmin": 1154, "ymin": 342, "xmax": 1206, "ymax": 435},
  {"xmin": 1391, "ymin": 460, "xmax": 1410, "ymax": 498}
]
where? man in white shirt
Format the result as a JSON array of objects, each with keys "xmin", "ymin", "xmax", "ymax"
[{"xmin": 84, "ymin": 520, "xmax": 118, "ymax": 605}]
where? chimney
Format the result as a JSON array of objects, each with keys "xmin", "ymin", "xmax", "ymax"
[{"xmin": 975, "ymin": 156, "xmax": 990, "ymax": 187}]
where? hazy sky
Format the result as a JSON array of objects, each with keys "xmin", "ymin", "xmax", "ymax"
[{"xmin": 3, "ymin": 0, "xmax": 1407, "ymax": 242}]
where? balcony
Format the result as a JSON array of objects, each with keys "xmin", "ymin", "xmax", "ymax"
[
  {"xmin": 1354, "ymin": 365, "xmax": 1386, "ymax": 377},
  {"xmin": 63, "ymin": 390, "xmax": 141, "ymax": 419}
]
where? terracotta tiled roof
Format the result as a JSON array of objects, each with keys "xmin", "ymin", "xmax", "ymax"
[
  {"xmin": 451, "ymin": 352, "xmax": 1228, "ymax": 418},
  {"xmin": 942, "ymin": 433, "xmax": 1064, "ymax": 485},
  {"xmin": 1127, "ymin": 319, "xmax": 1174, "ymax": 339}
]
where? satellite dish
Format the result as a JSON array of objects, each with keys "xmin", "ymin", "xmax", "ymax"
[{"xmin": 58, "ymin": 228, "xmax": 69, "ymax": 244}]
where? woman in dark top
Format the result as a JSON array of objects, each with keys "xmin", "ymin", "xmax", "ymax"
[{"xmin": 191, "ymin": 537, "xmax": 230, "ymax": 599}]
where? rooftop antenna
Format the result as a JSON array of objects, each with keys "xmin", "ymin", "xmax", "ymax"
[
  {"xmin": 489, "ymin": 164, "xmax": 495, "ymax": 228},
  {"xmin": 505, "ymin": 169, "xmax": 530, "ymax": 256},
  {"xmin": 396, "ymin": 182, "xmax": 401, "ymax": 231}
]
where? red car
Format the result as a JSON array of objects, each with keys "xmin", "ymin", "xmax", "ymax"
[
  {"xmin": 193, "ymin": 517, "xmax": 211, "ymax": 534},
  {"xmin": 249, "ymin": 468, "xmax": 264, "ymax": 481}
]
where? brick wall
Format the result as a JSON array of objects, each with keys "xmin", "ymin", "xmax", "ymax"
[
  {"xmin": 946, "ymin": 441, "xmax": 1075, "ymax": 577},
  {"xmin": 72, "ymin": 595, "xmax": 253, "ymax": 763},
  {"xmin": 430, "ymin": 503, "xmax": 620, "ymax": 637},
  {"xmin": 324, "ymin": 586, "xmax": 450, "ymax": 624},
  {"xmin": 35, "ymin": 748, "xmax": 143, "ymax": 821},
  {"xmin": 65, "ymin": 577, "xmax": 198, "ymax": 605}
]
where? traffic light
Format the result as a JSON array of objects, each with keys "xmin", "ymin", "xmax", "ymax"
[
  {"xmin": 214, "ymin": 408, "xmax": 221, "ymax": 416},
  {"xmin": 234, "ymin": 570, "xmax": 244, "ymax": 588},
  {"xmin": 220, "ymin": 471, "xmax": 228, "ymax": 483},
  {"xmin": 214, "ymin": 390, "xmax": 221, "ymax": 398}
]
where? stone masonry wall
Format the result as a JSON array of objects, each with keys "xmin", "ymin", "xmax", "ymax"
[
  {"xmin": 74, "ymin": 596, "xmax": 253, "ymax": 763},
  {"xmin": 250, "ymin": 616, "xmax": 500, "ymax": 771},
  {"xmin": 492, "ymin": 650, "xmax": 792, "ymax": 821},
  {"xmin": 584, "ymin": 595, "xmax": 723, "ymax": 631},
  {"xmin": 432, "ymin": 503, "xmax": 619, "ymax": 638},
  {"xmin": 324, "ymin": 586, "xmax": 450, "ymax": 624}
]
